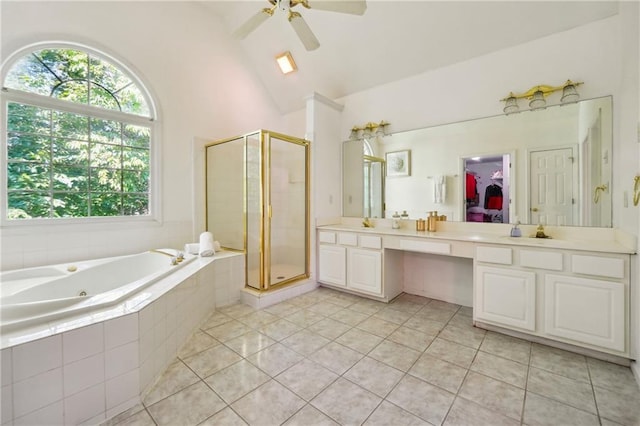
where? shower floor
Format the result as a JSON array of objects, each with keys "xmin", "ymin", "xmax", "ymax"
[{"xmin": 247, "ymin": 263, "xmax": 305, "ymax": 288}]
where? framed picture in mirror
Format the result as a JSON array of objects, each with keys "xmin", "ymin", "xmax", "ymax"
[{"xmin": 386, "ymin": 150, "xmax": 410, "ymax": 177}]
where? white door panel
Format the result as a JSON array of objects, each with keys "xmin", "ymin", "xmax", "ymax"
[{"xmin": 529, "ymin": 148, "xmax": 576, "ymax": 225}]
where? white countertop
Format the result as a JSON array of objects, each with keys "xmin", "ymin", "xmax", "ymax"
[{"xmin": 317, "ymin": 223, "xmax": 636, "ymax": 254}]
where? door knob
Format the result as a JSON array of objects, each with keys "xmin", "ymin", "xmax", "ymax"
[{"xmin": 531, "ymin": 207, "xmax": 539, "ymax": 212}]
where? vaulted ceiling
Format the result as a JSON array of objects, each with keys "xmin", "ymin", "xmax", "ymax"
[{"xmin": 201, "ymin": 1, "xmax": 619, "ymax": 114}]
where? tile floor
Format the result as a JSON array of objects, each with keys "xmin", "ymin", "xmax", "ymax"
[{"xmin": 106, "ymin": 288, "xmax": 640, "ymax": 426}]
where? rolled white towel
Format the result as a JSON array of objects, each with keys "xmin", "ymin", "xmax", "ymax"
[
  {"xmin": 199, "ymin": 232, "xmax": 215, "ymax": 257},
  {"xmin": 184, "ymin": 243, "xmax": 200, "ymax": 255}
]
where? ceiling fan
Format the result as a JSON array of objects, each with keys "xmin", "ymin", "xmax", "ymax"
[{"xmin": 232, "ymin": 0, "xmax": 367, "ymax": 51}]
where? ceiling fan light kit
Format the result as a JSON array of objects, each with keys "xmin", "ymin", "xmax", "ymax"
[{"xmin": 233, "ymin": 0, "xmax": 367, "ymax": 51}]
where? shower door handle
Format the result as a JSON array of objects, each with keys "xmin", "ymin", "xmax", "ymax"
[{"xmin": 593, "ymin": 184, "xmax": 608, "ymax": 204}]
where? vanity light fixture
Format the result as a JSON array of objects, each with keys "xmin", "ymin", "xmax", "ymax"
[
  {"xmin": 561, "ymin": 81, "xmax": 580, "ymax": 104},
  {"xmin": 276, "ymin": 51, "xmax": 297, "ymax": 74},
  {"xmin": 501, "ymin": 80, "xmax": 583, "ymax": 115},
  {"xmin": 503, "ymin": 93, "xmax": 519, "ymax": 115},
  {"xmin": 529, "ymin": 89, "xmax": 547, "ymax": 110},
  {"xmin": 349, "ymin": 120, "xmax": 390, "ymax": 140}
]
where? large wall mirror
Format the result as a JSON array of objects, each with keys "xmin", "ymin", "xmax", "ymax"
[{"xmin": 343, "ymin": 96, "xmax": 612, "ymax": 227}]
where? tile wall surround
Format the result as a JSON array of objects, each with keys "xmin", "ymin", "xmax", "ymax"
[
  {"xmin": 0, "ymin": 220, "xmax": 193, "ymax": 271},
  {"xmin": 0, "ymin": 252, "xmax": 244, "ymax": 425}
]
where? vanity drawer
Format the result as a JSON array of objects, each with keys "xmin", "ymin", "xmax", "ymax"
[
  {"xmin": 521, "ymin": 250, "xmax": 563, "ymax": 271},
  {"xmin": 359, "ymin": 235, "xmax": 382, "ymax": 250},
  {"xmin": 318, "ymin": 231, "xmax": 336, "ymax": 244},
  {"xmin": 338, "ymin": 233, "xmax": 358, "ymax": 246},
  {"xmin": 476, "ymin": 246, "xmax": 512, "ymax": 265},
  {"xmin": 399, "ymin": 239, "xmax": 451, "ymax": 255},
  {"xmin": 571, "ymin": 255, "xmax": 625, "ymax": 279}
]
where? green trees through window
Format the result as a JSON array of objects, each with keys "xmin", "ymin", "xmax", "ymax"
[{"xmin": 3, "ymin": 47, "xmax": 153, "ymax": 220}]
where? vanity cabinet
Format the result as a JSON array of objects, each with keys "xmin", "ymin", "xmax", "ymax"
[
  {"xmin": 474, "ymin": 245, "xmax": 630, "ymax": 356},
  {"xmin": 544, "ymin": 274, "xmax": 625, "ymax": 352},
  {"xmin": 317, "ymin": 231, "xmax": 384, "ymax": 298},
  {"xmin": 316, "ymin": 224, "xmax": 633, "ymax": 358},
  {"xmin": 475, "ymin": 265, "xmax": 536, "ymax": 331},
  {"xmin": 318, "ymin": 245, "xmax": 346, "ymax": 287},
  {"xmin": 347, "ymin": 248, "xmax": 382, "ymax": 294}
]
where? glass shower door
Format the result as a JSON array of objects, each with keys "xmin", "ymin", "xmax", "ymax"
[
  {"xmin": 246, "ymin": 133, "xmax": 263, "ymax": 289},
  {"xmin": 205, "ymin": 130, "xmax": 309, "ymax": 291},
  {"xmin": 266, "ymin": 132, "xmax": 308, "ymax": 287},
  {"xmin": 206, "ymin": 137, "xmax": 244, "ymax": 251}
]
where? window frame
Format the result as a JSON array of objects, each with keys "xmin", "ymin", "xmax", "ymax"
[{"xmin": 1, "ymin": 41, "xmax": 161, "ymax": 227}]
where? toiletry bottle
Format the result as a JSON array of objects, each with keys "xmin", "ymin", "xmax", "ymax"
[
  {"xmin": 510, "ymin": 221, "xmax": 521, "ymax": 237},
  {"xmin": 427, "ymin": 211, "xmax": 437, "ymax": 232},
  {"xmin": 401, "ymin": 210, "xmax": 409, "ymax": 220},
  {"xmin": 392, "ymin": 211, "xmax": 400, "ymax": 229}
]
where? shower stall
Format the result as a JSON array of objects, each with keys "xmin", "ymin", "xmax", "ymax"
[{"xmin": 205, "ymin": 130, "xmax": 310, "ymax": 291}]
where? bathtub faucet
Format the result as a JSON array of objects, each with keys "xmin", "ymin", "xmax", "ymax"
[{"xmin": 150, "ymin": 249, "xmax": 184, "ymax": 265}]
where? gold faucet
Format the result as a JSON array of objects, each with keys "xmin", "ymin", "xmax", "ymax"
[
  {"xmin": 362, "ymin": 217, "xmax": 373, "ymax": 228},
  {"xmin": 535, "ymin": 224, "xmax": 549, "ymax": 239},
  {"xmin": 150, "ymin": 249, "xmax": 184, "ymax": 264}
]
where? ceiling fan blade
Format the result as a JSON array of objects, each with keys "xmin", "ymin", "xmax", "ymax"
[
  {"xmin": 288, "ymin": 11, "xmax": 320, "ymax": 51},
  {"xmin": 303, "ymin": 0, "xmax": 366, "ymax": 15},
  {"xmin": 232, "ymin": 7, "xmax": 274, "ymax": 40}
]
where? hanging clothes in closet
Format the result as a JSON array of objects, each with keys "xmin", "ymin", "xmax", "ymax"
[
  {"xmin": 484, "ymin": 183, "xmax": 503, "ymax": 210},
  {"xmin": 466, "ymin": 172, "xmax": 479, "ymax": 205}
]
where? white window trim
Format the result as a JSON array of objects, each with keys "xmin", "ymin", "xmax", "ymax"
[{"xmin": 0, "ymin": 41, "xmax": 162, "ymax": 227}]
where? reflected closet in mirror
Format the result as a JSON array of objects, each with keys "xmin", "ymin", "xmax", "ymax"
[{"xmin": 463, "ymin": 154, "xmax": 511, "ymax": 224}]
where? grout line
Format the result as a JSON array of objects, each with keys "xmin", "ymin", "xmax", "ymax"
[
  {"xmin": 440, "ymin": 309, "xmax": 485, "ymax": 425},
  {"xmin": 133, "ymin": 289, "xmax": 634, "ymax": 426},
  {"xmin": 585, "ymin": 359, "xmax": 604, "ymax": 425},
  {"xmin": 520, "ymin": 343, "xmax": 533, "ymax": 425}
]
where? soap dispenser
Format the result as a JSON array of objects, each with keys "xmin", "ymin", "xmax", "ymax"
[
  {"xmin": 392, "ymin": 211, "xmax": 401, "ymax": 229},
  {"xmin": 510, "ymin": 221, "xmax": 522, "ymax": 237}
]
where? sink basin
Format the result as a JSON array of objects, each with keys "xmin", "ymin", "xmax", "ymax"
[{"xmin": 499, "ymin": 235, "xmax": 570, "ymax": 248}]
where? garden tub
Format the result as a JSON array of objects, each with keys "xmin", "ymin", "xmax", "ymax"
[{"xmin": 0, "ymin": 249, "xmax": 195, "ymax": 333}]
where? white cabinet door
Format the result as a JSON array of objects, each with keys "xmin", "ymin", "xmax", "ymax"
[
  {"xmin": 475, "ymin": 266, "xmax": 536, "ymax": 331},
  {"xmin": 347, "ymin": 248, "xmax": 382, "ymax": 295},
  {"xmin": 318, "ymin": 245, "xmax": 346, "ymax": 287},
  {"xmin": 544, "ymin": 274, "xmax": 625, "ymax": 352}
]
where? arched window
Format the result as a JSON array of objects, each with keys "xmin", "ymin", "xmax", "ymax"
[{"xmin": 2, "ymin": 44, "xmax": 156, "ymax": 221}]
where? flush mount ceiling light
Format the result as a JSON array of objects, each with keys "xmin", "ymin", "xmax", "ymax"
[
  {"xmin": 501, "ymin": 80, "xmax": 583, "ymax": 115},
  {"xmin": 233, "ymin": 0, "xmax": 367, "ymax": 51},
  {"xmin": 276, "ymin": 51, "xmax": 297, "ymax": 74}
]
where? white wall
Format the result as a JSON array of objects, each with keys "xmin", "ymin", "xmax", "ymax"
[
  {"xmin": 292, "ymin": 12, "xmax": 638, "ymax": 235},
  {"xmin": 0, "ymin": 2, "xmax": 283, "ymax": 270}
]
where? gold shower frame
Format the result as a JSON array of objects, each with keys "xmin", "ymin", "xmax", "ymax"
[{"xmin": 204, "ymin": 129, "xmax": 311, "ymax": 291}]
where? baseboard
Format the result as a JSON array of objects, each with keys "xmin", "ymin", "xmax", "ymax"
[
  {"xmin": 631, "ymin": 360, "xmax": 640, "ymax": 388},
  {"xmin": 241, "ymin": 279, "xmax": 318, "ymax": 309}
]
